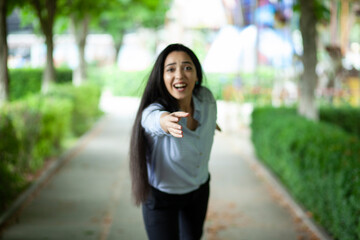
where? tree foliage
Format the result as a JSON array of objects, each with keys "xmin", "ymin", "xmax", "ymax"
[
  {"xmin": 97, "ymin": 0, "xmax": 170, "ymax": 60},
  {"xmin": 294, "ymin": 0, "xmax": 330, "ymax": 23},
  {"xmin": 58, "ymin": 0, "xmax": 107, "ymax": 85},
  {"xmin": 13, "ymin": 0, "xmax": 69, "ymax": 92}
]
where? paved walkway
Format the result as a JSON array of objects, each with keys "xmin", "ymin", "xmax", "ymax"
[{"xmin": 1, "ymin": 95, "xmax": 321, "ymax": 240}]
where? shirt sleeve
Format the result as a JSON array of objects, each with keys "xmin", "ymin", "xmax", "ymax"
[{"xmin": 141, "ymin": 103, "xmax": 170, "ymax": 136}]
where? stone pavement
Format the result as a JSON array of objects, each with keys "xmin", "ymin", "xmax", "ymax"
[{"xmin": 1, "ymin": 95, "xmax": 325, "ymax": 240}]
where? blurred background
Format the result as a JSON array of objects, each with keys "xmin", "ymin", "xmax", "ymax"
[
  {"xmin": 1, "ymin": 1, "xmax": 360, "ymax": 239},
  {"xmin": 2, "ymin": 0, "xmax": 360, "ymax": 107}
]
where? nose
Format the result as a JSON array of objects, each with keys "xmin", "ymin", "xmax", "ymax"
[{"xmin": 175, "ymin": 68, "xmax": 184, "ymax": 79}]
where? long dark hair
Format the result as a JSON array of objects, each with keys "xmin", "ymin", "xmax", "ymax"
[{"xmin": 129, "ymin": 43, "xmax": 204, "ymax": 206}]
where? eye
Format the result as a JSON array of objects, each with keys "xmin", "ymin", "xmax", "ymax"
[
  {"xmin": 166, "ymin": 67, "xmax": 175, "ymax": 72},
  {"xmin": 184, "ymin": 66, "xmax": 192, "ymax": 71}
]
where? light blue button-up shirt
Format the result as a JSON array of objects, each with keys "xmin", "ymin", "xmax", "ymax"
[{"xmin": 141, "ymin": 87, "xmax": 217, "ymax": 194}]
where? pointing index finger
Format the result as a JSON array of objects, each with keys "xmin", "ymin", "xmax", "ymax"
[{"xmin": 171, "ymin": 111, "xmax": 189, "ymax": 118}]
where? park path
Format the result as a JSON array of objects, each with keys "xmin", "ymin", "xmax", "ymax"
[{"xmin": 1, "ymin": 94, "xmax": 321, "ymax": 240}]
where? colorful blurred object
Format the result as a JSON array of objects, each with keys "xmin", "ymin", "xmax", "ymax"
[
  {"xmin": 203, "ymin": 25, "xmax": 293, "ymax": 73},
  {"xmin": 255, "ymin": 4, "xmax": 276, "ymax": 27}
]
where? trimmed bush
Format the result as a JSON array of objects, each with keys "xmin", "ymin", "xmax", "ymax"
[
  {"xmin": 55, "ymin": 68, "xmax": 73, "ymax": 84},
  {"xmin": 0, "ymin": 113, "xmax": 20, "ymax": 165},
  {"xmin": 9, "ymin": 68, "xmax": 72, "ymax": 101},
  {"xmin": 88, "ymin": 67, "xmax": 147, "ymax": 97},
  {"xmin": 249, "ymin": 106, "xmax": 360, "ymax": 138},
  {"xmin": 46, "ymin": 83, "xmax": 102, "ymax": 136},
  {"xmin": 251, "ymin": 107, "xmax": 360, "ymax": 240},
  {"xmin": 0, "ymin": 83, "xmax": 101, "ymax": 214},
  {"xmin": 0, "ymin": 113, "xmax": 24, "ymax": 210},
  {"xmin": 5, "ymin": 95, "xmax": 73, "ymax": 171},
  {"xmin": 0, "ymin": 95, "xmax": 72, "ymax": 209},
  {"xmin": 320, "ymin": 107, "xmax": 360, "ymax": 138}
]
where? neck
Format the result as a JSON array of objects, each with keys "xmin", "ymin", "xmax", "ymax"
[{"xmin": 179, "ymin": 97, "xmax": 192, "ymax": 113}]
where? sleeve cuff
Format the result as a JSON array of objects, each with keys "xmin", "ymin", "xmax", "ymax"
[{"xmin": 156, "ymin": 110, "xmax": 172, "ymax": 136}]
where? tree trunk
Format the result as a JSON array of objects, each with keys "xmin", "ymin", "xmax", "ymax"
[
  {"xmin": 70, "ymin": 15, "xmax": 89, "ymax": 86},
  {"xmin": 32, "ymin": 0, "xmax": 56, "ymax": 93},
  {"xmin": 298, "ymin": 0, "xmax": 318, "ymax": 121},
  {"xmin": 330, "ymin": 0, "xmax": 338, "ymax": 45},
  {"xmin": 114, "ymin": 33, "xmax": 124, "ymax": 65},
  {"xmin": 42, "ymin": 32, "xmax": 55, "ymax": 93},
  {"xmin": 340, "ymin": 0, "xmax": 350, "ymax": 55},
  {"xmin": 0, "ymin": 0, "xmax": 9, "ymax": 105}
]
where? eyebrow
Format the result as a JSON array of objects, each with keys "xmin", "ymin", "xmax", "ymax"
[{"xmin": 165, "ymin": 61, "xmax": 193, "ymax": 67}]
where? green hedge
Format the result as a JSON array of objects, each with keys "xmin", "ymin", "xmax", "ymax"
[
  {"xmin": 251, "ymin": 107, "xmax": 360, "ymax": 240},
  {"xmin": 0, "ymin": 95, "xmax": 73, "ymax": 210},
  {"xmin": 320, "ymin": 107, "xmax": 360, "ymax": 138},
  {"xmin": 88, "ymin": 67, "xmax": 147, "ymax": 97},
  {"xmin": 0, "ymin": 83, "xmax": 101, "ymax": 212},
  {"xmin": 46, "ymin": 83, "xmax": 103, "ymax": 136},
  {"xmin": 9, "ymin": 68, "xmax": 72, "ymax": 101},
  {"xmin": 251, "ymin": 106, "xmax": 360, "ymax": 138},
  {"xmin": 0, "ymin": 114, "xmax": 24, "ymax": 208},
  {"xmin": 6, "ymin": 95, "xmax": 73, "ymax": 171}
]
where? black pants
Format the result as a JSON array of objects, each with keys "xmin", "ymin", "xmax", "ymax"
[{"xmin": 142, "ymin": 176, "xmax": 210, "ymax": 240}]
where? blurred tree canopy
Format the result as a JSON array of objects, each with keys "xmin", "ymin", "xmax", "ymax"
[
  {"xmin": 2, "ymin": 0, "xmax": 359, "ymax": 109},
  {"xmin": 11, "ymin": 0, "xmax": 68, "ymax": 93},
  {"xmin": 97, "ymin": 0, "xmax": 170, "ymax": 61},
  {"xmin": 4, "ymin": 0, "xmax": 169, "ymax": 90}
]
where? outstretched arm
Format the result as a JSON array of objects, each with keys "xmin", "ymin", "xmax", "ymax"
[{"xmin": 160, "ymin": 111, "xmax": 189, "ymax": 138}]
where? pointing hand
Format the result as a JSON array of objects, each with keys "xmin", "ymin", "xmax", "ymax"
[{"xmin": 160, "ymin": 111, "xmax": 189, "ymax": 138}]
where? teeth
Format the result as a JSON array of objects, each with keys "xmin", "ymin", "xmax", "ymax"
[{"xmin": 174, "ymin": 83, "xmax": 187, "ymax": 88}]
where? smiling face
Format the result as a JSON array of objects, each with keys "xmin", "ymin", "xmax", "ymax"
[{"xmin": 163, "ymin": 51, "xmax": 198, "ymax": 106}]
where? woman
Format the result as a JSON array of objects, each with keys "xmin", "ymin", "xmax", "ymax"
[{"xmin": 130, "ymin": 43, "xmax": 220, "ymax": 240}]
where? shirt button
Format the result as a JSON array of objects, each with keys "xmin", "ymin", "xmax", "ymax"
[{"xmin": 199, "ymin": 152, "xmax": 203, "ymax": 156}]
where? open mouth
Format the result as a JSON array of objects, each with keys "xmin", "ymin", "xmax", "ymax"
[{"xmin": 174, "ymin": 83, "xmax": 187, "ymax": 91}]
